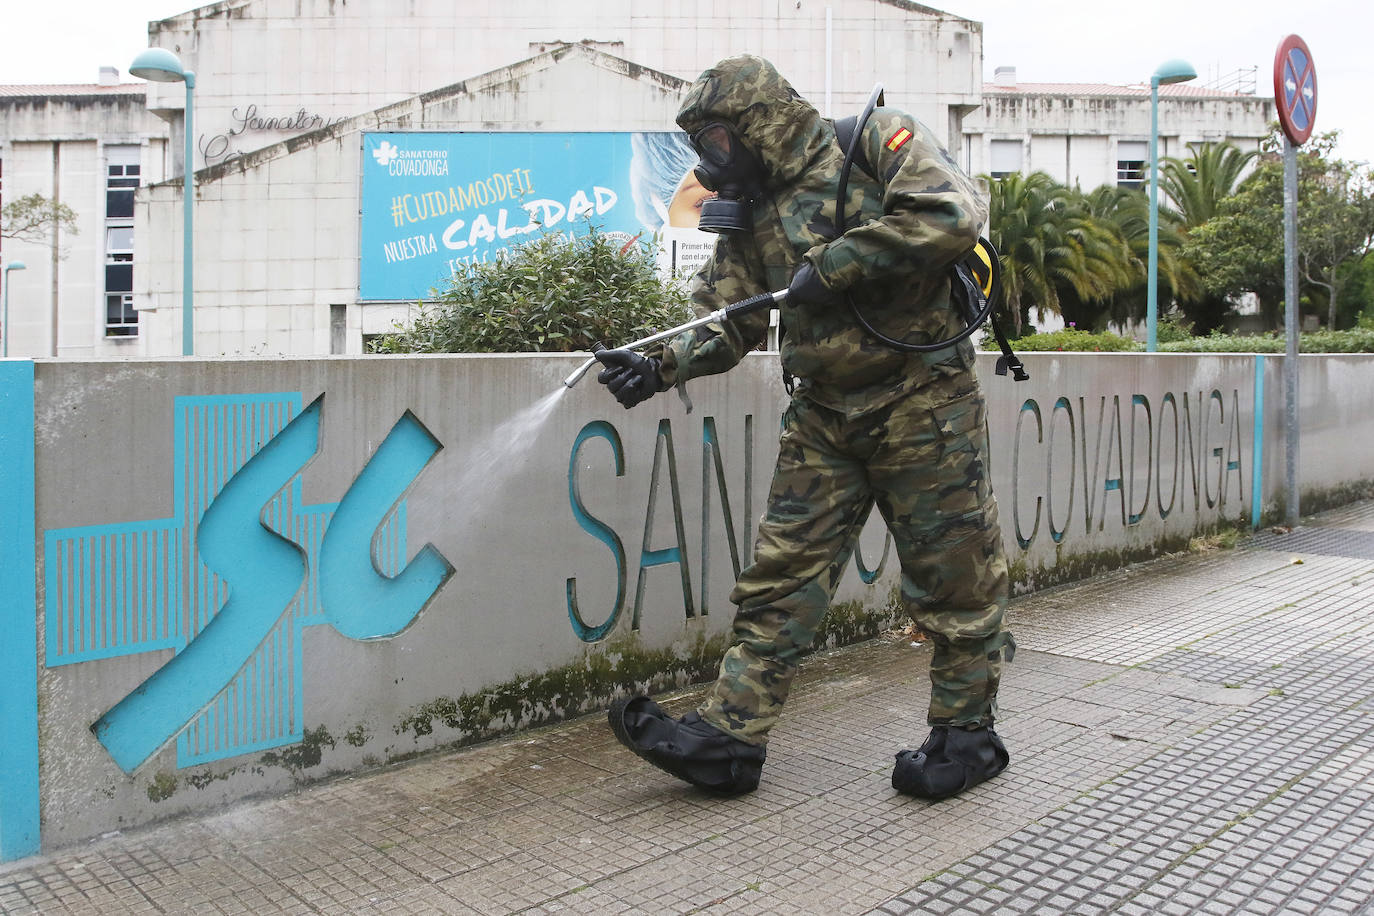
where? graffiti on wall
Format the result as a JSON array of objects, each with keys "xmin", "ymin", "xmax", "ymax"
[{"xmin": 44, "ymin": 393, "xmax": 452, "ymax": 773}]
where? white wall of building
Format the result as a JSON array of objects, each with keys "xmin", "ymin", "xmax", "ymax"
[
  {"xmin": 143, "ymin": 0, "xmax": 984, "ymax": 171},
  {"xmin": 963, "ymin": 77, "xmax": 1273, "ymax": 189},
  {"xmin": 0, "ymin": 87, "xmax": 171, "ymax": 358}
]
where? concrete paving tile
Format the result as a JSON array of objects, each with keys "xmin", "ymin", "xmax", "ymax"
[{"xmin": 433, "ymin": 850, "xmax": 586, "ymax": 911}]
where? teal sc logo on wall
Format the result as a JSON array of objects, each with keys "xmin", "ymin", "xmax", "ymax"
[{"xmin": 43, "ymin": 393, "xmax": 453, "ymax": 773}]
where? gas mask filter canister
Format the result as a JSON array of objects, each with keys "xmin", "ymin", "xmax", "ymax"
[{"xmin": 690, "ymin": 122, "xmax": 764, "ymax": 234}]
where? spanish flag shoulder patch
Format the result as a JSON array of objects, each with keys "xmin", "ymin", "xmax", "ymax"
[{"xmin": 885, "ymin": 127, "xmax": 913, "ymax": 152}]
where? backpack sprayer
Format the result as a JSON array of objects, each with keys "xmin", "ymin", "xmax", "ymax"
[{"xmin": 561, "ymin": 288, "xmax": 787, "ymax": 388}]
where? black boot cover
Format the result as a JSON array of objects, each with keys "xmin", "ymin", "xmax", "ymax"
[
  {"xmin": 891, "ymin": 725, "xmax": 1009, "ymax": 800},
  {"xmin": 608, "ymin": 695, "xmax": 765, "ymax": 795}
]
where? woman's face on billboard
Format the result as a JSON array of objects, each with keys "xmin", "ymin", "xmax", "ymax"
[{"xmin": 667, "ymin": 169, "xmax": 713, "ymax": 228}]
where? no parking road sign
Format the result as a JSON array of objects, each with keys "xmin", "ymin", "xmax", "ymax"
[
  {"xmin": 1273, "ymin": 33, "xmax": 1317, "ymax": 528},
  {"xmin": 1274, "ymin": 34, "xmax": 1317, "ymax": 146}
]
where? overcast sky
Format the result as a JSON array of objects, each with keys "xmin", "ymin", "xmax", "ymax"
[{"xmin": 2, "ymin": 0, "xmax": 1368, "ymax": 165}]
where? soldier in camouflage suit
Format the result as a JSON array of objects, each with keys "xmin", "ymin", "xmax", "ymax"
[{"xmin": 597, "ymin": 55, "xmax": 1013, "ymax": 799}]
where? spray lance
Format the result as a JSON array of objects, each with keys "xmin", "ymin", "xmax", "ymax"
[{"xmin": 561, "ymin": 288, "xmax": 788, "ymax": 389}]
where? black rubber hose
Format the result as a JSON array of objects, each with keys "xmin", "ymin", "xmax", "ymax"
[{"xmin": 834, "ymin": 85, "xmax": 994, "ymax": 354}]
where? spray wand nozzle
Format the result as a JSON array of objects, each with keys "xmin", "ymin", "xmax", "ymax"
[{"xmin": 562, "ymin": 289, "xmax": 787, "ymax": 389}]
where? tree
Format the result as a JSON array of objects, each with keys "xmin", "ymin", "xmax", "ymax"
[
  {"xmin": 1157, "ymin": 142, "xmax": 1258, "ymax": 333},
  {"xmin": 1160, "ymin": 142, "xmax": 1258, "ymax": 227},
  {"xmin": 1185, "ymin": 131, "xmax": 1374, "ymax": 330},
  {"xmin": 985, "ymin": 172, "xmax": 1132, "ymax": 334},
  {"xmin": 1300, "ymin": 155, "xmax": 1374, "ymax": 328},
  {"xmin": 1070, "ymin": 184, "xmax": 1199, "ymax": 332},
  {"xmin": 1185, "ymin": 182, "xmax": 1285, "ymax": 329},
  {"xmin": 1337, "ymin": 254, "xmax": 1374, "ymax": 326},
  {"xmin": 369, "ymin": 227, "xmax": 689, "ymax": 353},
  {"xmin": 0, "ymin": 193, "xmax": 79, "ymax": 244}
]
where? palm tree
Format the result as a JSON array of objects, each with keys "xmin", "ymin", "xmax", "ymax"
[
  {"xmin": 1158, "ymin": 142, "xmax": 1259, "ymax": 332},
  {"xmin": 1076, "ymin": 185, "xmax": 1199, "ymax": 330},
  {"xmin": 1159, "ymin": 142, "xmax": 1259, "ymax": 227},
  {"xmin": 985, "ymin": 172, "xmax": 1133, "ymax": 334}
]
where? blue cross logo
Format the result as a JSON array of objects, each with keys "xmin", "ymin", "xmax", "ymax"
[{"xmin": 44, "ymin": 393, "xmax": 452, "ymax": 773}]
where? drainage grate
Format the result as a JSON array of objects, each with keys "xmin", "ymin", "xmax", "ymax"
[{"xmin": 1244, "ymin": 526, "xmax": 1374, "ymax": 560}]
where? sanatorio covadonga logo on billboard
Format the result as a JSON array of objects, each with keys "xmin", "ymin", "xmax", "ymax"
[{"xmin": 371, "ymin": 139, "xmax": 449, "ymax": 176}]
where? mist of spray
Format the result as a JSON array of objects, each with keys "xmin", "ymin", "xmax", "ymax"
[{"xmin": 449, "ymin": 386, "xmax": 569, "ymax": 522}]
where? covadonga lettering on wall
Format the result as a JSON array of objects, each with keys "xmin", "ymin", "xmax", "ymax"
[
  {"xmin": 1003, "ymin": 386, "xmax": 1247, "ymax": 552},
  {"xmin": 562, "ymin": 412, "xmax": 930, "ymax": 645}
]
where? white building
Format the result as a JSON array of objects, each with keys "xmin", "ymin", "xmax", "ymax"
[
  {"xmin": 0, "ymin": 73, "xmax": 171, "ymax": 357},
  {"xmin": 963, "ymin": 66, "xmax": 1273, "ymax": 190},
  {"xmin": 0, "ymin": 1, "xmax": 1273, "ymax": 358},
  {"xmin": 139, "ymin": 0, "xmax": 985, "ymax": 174},
  {"xmin": 132, "ymin": 0, "xmax": 988, "ymax": 357}
]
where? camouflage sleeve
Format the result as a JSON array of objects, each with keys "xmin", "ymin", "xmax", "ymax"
[
  {"xmin": 648, "ymin": 235, "xmax": 771, "ymax": 387},
  {"xmin": 811, "ymin": 109, "xmax": 988, "ymax": 293}
]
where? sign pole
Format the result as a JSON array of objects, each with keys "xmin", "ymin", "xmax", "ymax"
[
  {"xmin": 1272, "ymin": 34, "xmax": 1317, "ymax": 528},
  {"xmin": 1282, "ymin": 139, "xmax": 1300, "ymax": 527}
]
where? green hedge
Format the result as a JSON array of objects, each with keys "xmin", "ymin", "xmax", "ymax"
[
  {"xmin": 983, "ymin": 328, "xmax": 1374, "ymax": 354},
  {"xmin": 1158, "ymin": 329, "xmax": 1374, "ymax": 353},
  {"xmin": 984, "ymin": 329, "xmax": 1142, "ymax": 352}
]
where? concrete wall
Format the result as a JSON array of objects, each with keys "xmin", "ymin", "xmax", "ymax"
[{"xmin": 3, "ymin": 350, "xmax": 1372, "ymax": 859}]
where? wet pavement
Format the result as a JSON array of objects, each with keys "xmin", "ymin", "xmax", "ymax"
[{"xmin": 4, "ymin": 501, "xmax": 1374, "ymax": 915}]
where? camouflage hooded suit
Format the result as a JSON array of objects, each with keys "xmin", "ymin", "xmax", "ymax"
[{"xmin": 650, "ymin": 56, "xmax": 1012, "ymax": 744}]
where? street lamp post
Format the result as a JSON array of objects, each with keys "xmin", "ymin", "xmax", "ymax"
[
  {"xmin": 1146, "ymin": 58, "xmax": 1197, "ymax": 352},
  {"xmin": 2, "ymin": 261, "xmax": 26, "ymax": 357},
  {"xmin": 130, "ymin": 48, "xmax": 196, "ymax": 356}
]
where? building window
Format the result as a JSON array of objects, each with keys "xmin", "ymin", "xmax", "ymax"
[
  {"xmin": 107, "ymin": 164, "xmax": 138, "ymax": 218},
  {"xmin": 105, "ymin": 149, "xmax": 140, "ymax": 337},
  {"xmin": 989, "ymin": 139, "xmax": 1022, "ymax": 179},
  {"xmin": 106, "ymin": 293, "xmax": 138, "ymax": 336},
  {"xmin": 1116, "ymin": 141, "xmax": 1148, "ymax": 189}
]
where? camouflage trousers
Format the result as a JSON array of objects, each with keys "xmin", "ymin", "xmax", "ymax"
[{"xmin": 698, "ymin": 371, "xmax": 1012, "ymax": 745}]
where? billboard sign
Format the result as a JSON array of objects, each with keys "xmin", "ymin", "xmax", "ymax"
[{"xmin": 359, "ymin": 132, "xmax": 714, "ymax": 301}]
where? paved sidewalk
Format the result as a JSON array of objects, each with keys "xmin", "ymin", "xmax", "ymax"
[{"xmin": 4, "ymin": 503, "xmax": 1374, "ymax": 915}]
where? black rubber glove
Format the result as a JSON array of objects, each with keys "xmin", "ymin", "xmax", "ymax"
[
  {"xmin": 594, "ymin": 348, "xmax": 663, "ymax": 409},
  {"xmin": 787, "ymin": 261, "xmax": 842, "ymax": 306}
]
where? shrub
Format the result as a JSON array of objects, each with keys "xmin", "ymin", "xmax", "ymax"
[
  {"xmin": 981, "ymin": 324, "xmax": 1374, "ymax": 354},
  {"xmin": 1154, "ymin": 311, "xmax": 1196, "ymax": 344},
  {"xmin": 1158, "ymin": 328, "xmax": 1374, "ymax": 353},
  {"xmin": 369, "ymin": 228, "xmax": 690, "ymax": 353},
  {"xmin": 1158, "ymin": 332, "xmax": 1287, "ymax": 353},
  {"xmin": 983, "ymin": 328, "xmax": 1141, "ymax": 352}
]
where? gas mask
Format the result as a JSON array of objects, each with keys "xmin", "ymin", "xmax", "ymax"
[{"xmin": 689, "ymin": 122, "xmax": 765, "ymax": 234}]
